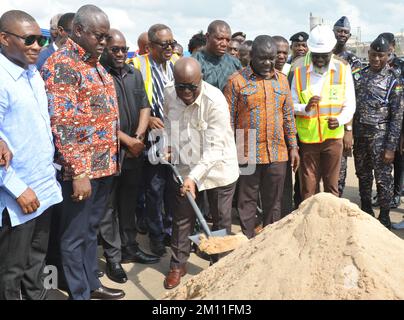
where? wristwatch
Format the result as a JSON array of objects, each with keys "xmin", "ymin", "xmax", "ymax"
[{"xmin": 345, "ymin": 125, "xmax": 352, "ymax": 131}]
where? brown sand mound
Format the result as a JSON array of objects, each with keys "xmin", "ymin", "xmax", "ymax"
[
  {"xmin": 164, "ymin": 193, "xmax": 404, "ymax": 300},
  {"xmin": 198, "ymin": 233, "xmax": 249, "ymax": 255}
]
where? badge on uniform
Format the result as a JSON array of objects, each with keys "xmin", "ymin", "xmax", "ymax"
[{"xmin": 354, "ymin": 73, "xmax": 361, "ymax": 81}]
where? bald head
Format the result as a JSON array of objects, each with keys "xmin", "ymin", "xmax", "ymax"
[
  {"xmin": 0, "ymin": 10, "xmax": 37, "ymax": 32},
  {"xmin": 73, "ymin": 4, "xmax": 109, "ymax": 31},
  {"xmin": 174, "ymin": 57, "xmax": 203, "ymax": 105},
  {"xmin": 108, "ymin": 28, "xmax": 126, "ymax": 43},
  {"xmin": 137, "ymin": 31, "xmax": 149, "ymax": 55},
  {"xmin": 174, "ymin": 57, "xmax": 201, "ymax": 79},
  {"xmin": 207, "ymin": 20, "xmax": 231, "ymax": 35}
]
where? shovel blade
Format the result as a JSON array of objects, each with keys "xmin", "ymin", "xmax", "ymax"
[{"xmin": 188, "ymin": 229, "xmax": 227, "ymax": 245}]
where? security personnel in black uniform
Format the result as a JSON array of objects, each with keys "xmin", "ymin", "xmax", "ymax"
[
  {"xmin": 353, "ymin": 36, "xmax": 404, "ymax": 229},
  {"xmin": 382, "ymin": 32, "xmax": 404, "ymax": 207}
]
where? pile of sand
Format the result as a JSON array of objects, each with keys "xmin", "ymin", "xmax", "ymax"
[{"xmin": 164, "ymin": 193, "xmax": 404, "ymax": 300}]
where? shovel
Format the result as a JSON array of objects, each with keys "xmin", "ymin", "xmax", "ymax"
[{"xmin": 160, "ymin": 157, "xmax": 248, "ymax": 255}]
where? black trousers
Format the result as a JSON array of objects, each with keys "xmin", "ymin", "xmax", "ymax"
[
  {"xmin": 99, "ymin": 161, "xmax": 143, "ymax": 263},
  {"xmin": 169, "ymin": 178, "xmax": 236, "ymax": 269},
  {"xmin": 394, "ymin": 150, "xmax": 404, "ymax": 196},
  {"xmin": 237, "ymin": 163, "xmax": 287, "ymax": 239},
  {"xmin": 21, "ymin": 208, "xmax": 52, "ymax": 300},
  {"xmin": 145, "ymin": 162, "xmax": 172, "ymax": 244},
  {"xmin": 54, "ymin": 177, "xmax": 114, "ymax": 300},
  {"xmin": 0, "ymin": 210, "xmax": 35, "ymax": 300}
]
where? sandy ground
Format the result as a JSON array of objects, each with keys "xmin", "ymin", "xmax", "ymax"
[{"xmin": 48, "ymin": 157, "xmax": 404, "ymax": 300}]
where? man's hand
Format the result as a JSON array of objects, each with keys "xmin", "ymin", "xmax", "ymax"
[
  {"xmin": 0, "ymin": 140, "xmax": 12, "ymax": 169},
  {"xmin": 16, "ymin": 188, "xmax": 40, "ymax": 214},
  {"xmin": 383, "ymin": 149, "xmax": 395, "ymax": 164},
  {"xmin": 305, "ymin": 96, "xmax": 321, "ymax": 113},
  {"xmin": 72, "ymin": 176, "xmax": 92, "ymax": 202},
  {"xmin": 289, "ymin": 148, "xmax": 300, "ymax": 173},
  {"xmin": 180, "ymin": 177, "xmax": 196, "ymax": 199},
  {"xmin": 127, "ymin": 137, "xmax": 145, "ymax": 157},
  {"xmin": 327, "ymin": 117, "xmax": 339, "ymax": 130},
  {"xmin": 149, "ymin": 117, "xmax": 164, "ymax": 129},
  {"xmin": 343, "ymin": 130, "xmax": 353, "ymax": 155}
]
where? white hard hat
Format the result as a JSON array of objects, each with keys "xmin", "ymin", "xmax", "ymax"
[{"xmin": 307, "ymin": 25, "xmax": 337, "ymax": 53}]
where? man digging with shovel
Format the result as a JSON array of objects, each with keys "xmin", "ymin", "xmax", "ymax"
[{"xmin": 161, "ymin": 57, "xmax": 241, "ymax": 289}]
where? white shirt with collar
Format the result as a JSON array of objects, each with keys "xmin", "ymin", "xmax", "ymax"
[
  {"xmin": 163, "ymin": 81, "xmax": 239, "ymax": 191},
  {"xmin": 291, "ymin": 57, "xmax": 356, "ymax": 126}
]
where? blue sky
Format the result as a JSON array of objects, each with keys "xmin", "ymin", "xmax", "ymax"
[{"xmin": 1, "ymin": 0, "xmax": 404, "ymax": 52}]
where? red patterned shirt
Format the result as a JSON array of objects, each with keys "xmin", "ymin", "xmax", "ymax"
[{"xmin": 42, "ymin": 39, "xmax": 119, "ymax": 180}]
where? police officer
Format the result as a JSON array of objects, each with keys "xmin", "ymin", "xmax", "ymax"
[
  {"xmin": 333, "ymin": 16, "xmax": 363, "ymax": 198},
  {"xmin": 287, "ymin": 32, "xmax": 309, "ymax": 64},
  {"xmin": 353, "ymin": 36, "xmax": 404, "ymax": 229},
  {"xmin": 382, "ymin": 32, "xmax": 404, "ymax": 208}
]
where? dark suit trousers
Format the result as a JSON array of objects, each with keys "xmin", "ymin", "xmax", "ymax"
[
  {"xmin": 169, "ymin": 177, "xmax": 236, "ymax": 269},
  {"xmin": 20, "ymin": 208, "xmax": 52, "ymax": 300},
  {"xmin": 237, "ymin": 163, "xmax": 287, "ymax": 239},
  {"xmin": 0, "ymin": 210, "xmax": 36, "ymax": 300},
  {"xmin": 56, "ymin": 177, "xmax": 113, "ymax": 300},
  {"xmin": 99, "ymin": 162, "xmax": 143, "ymax": 262}
]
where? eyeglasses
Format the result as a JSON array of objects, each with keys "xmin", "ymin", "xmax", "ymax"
[
  {"xmin": 3, "ymin": 31, "xmax": 47, "ymax": 47},
  {"xmin": 175, "ymin": 82, "xmax": 200, "ymax": 91},
  {"xmin": 110, "ymin": 46, "xmax": 129, "ymax": 54},
  {"xmin": 151, "ymin": 40, "xmax": 177, "ymax": 50}
]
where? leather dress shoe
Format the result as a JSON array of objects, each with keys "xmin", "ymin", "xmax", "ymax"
[
  {"xmin": 150, "ymin": 241, "xmax": 167, "ymax": 257},
  {"xmin": 164, "ymin": 266, "xmax": 187, "ymax": 289},
  {"xmin": 90, "ymin": 285, "xmax": 125, "ymax": 300},
  {"xmin": 121, "ymin": 248, "xmax": 160, "ymax": 264},
  {"xmin": 106, "ymin": 262, "xmax": 127, "ymax": 284},
  {"xmin": 97, "ymin": 270, "xmax": 104, "ymax": 278}
]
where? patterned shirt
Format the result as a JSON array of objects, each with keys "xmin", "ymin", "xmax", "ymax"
[
  {"xmin": 42, "ymin": 39, "xmax": 119, "ymax": 180},
  {"xmin": 224, "ymin": 66, "xmax": 298, "ymax": 164},
  {"xmin": 194, "ymin": 50, "xmax": 242, "ymax": 91},
  {"xmin": 150, "ymin": 57, "xmax": 174, "ymax": 119}
]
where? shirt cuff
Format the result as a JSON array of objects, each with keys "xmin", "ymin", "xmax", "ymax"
[
  {"xmin": 3, "ymin": 169, "xmax": 28, "ymax": 198},
  {"xmin": 188, "ymin": 166, "xmax": 206, "ymax": 185}
]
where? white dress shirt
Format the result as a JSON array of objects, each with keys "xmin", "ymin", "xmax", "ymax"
[
  {"xmin": 164, "ymin": 81, "xmax": 239, "ymax": 191},
  {"xmin": 291, "ymin": 57, "xmax": 356, "ymax": 126}
]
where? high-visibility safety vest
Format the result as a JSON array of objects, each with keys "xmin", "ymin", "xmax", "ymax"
[
  {"xmin": 294, "ymin": 57, "xmax": 347, "ymax": 144},
  {"xmin": 127, "ymin": 54, "xmax": 179, "ymax": 105}
]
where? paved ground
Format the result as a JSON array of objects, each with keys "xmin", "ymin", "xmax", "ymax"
[{"xmin": 49, "ymin": 157, "xmax": 404, "ymax": 300}]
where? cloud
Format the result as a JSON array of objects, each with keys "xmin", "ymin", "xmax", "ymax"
[{"xmin": 1, "ymin": 0, "xmax": 403, "ymax": 50}]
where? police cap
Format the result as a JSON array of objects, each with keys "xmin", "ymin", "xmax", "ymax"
[
  {"xmin": 334, "ymin": 16, "xmax": 351, "ymax": 30},
  {"xmin": 370, "ymin": 36, "xmax": 390, "ymax": 52},
  {"xmin": 378, "ymin": 32, "xmax": 395, "ymax": 45},
  {"xmin": 289, "ymin": 31, "xmax": 309, "ymax": 43}
]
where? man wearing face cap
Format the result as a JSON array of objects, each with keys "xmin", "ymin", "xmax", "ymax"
[
  {"xmin": 291, "ymin": 25, "xmax": 356, "ymax": 201},
  {"xmin": 333, "ymin": 16, "xmax": 363, "ymax": 198},
  {"xmin": 287, "ymin": 31, "xmax": 309, "ymax": 65},
  {"xmin": 376, "ymin": 32, "xmax": 404, "ymax": 211},
  {"xmin": 353, "ymin": 35, "xmax": 403, "ymax": 229}
]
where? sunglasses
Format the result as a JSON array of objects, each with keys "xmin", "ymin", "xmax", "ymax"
[
  {"xmin": 111, "ymin": 46, "xmax": 129, "ymax": 54},
  {"xmin": 151, "ymin": 40, "xmax": 177, "ymax": 50},
  {"xmin": 175, "ymin": 82, "xmax": 200, "ymax": 91},
  {"xmin": 3, "ymin": 31, "xmax": 47, "ymax": 47}
]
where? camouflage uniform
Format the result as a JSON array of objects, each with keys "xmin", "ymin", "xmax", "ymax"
[
  {"xmin": 337, "ymin": 50, "xmax": 362, "ymax": 197},
  {"xmin": 390, "ymin": 56, "xmax": 404, "ymax": 201},
  {"xmin": 353, "ymin": 65, "xmax": 403, "ymax": 212}
]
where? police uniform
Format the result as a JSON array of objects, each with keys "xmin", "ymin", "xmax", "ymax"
[
  {"xmin": 353, "ymin": 36, "xmax": 404, "ymax": 228},
  {"xmin": 390, "ymin": 54, "xmax": 404, "ymax": 203},
  {"xmin": 333, "ymin": 16, "xmax": 364, "ymax": 197}
]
